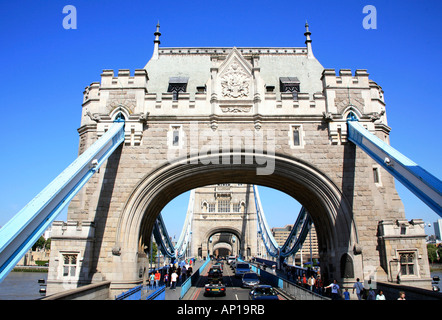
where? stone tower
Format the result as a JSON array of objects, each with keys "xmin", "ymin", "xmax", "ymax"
[
  {"xmin": 46, "ymin": 24, "xmax": 431, "ymax": 296},
  {"xmin": 190, "ymin": 184, "xmax": 258, "ymax": 259}
]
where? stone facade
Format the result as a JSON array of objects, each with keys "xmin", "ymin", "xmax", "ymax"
[
  {"xmin": 190, "ymin": 184, "xmax": 258, "ymax": 259},
  {"xmin": 46, "ymin": 24, "xmax": 431, "ymax": 296}
]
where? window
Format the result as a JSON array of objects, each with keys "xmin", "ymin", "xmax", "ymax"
[
  {"xmin": 218, "ymin": 199, "xmax": 230, "ymax": 213},
  {"xmin": 233, "ymin": 202, "xmax": 241, "ymax": 213},
  {"xmin": 62, "ymin": 253, "xmax": 78, "ymax": 277},
  {"xmin": 168, "ymin": 77, "xmax": 188, "ymax": 101},
  {"xmin": 293, "ymin": 127, "xmax": 300, "ymax": 146},
  {"xmin": 373, "ymin": 167, "xmax": 379, "ymax": 183},
  {"xmin": 208, "ymin": 203, "xmax": 215, "ymax": 213},
  {"xmin": 172, "ymin": 128, "xmax": 180, "ymax": 146},
  {"xmin": 399, "ymin": 252, "xmax": 415, "ymax": 275},
  {"xmin": 170, "ymin": 125, "xmax": 182, "ymax": 147},
  {"xmin": 289, "ymin": 124, "xmax": 304, "ymax": 148},
  {"xmin": 279, "ymin": 77, "xmax": 300, "ymax": 100}
]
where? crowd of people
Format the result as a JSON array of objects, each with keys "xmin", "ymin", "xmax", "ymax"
[
  {"xmin": 283, "ymin": 265, "xmax": 405, "ymax": 300},
  {"xmin": 146, "ymin": 258, "xmax": 196, "ymax": 291}
]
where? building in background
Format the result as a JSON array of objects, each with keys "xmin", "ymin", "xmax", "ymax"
[{"xmin": 271, "ymin": 224, "xmax": 319, "ymax": 265}]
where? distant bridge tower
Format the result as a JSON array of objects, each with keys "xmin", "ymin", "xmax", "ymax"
[{"xmin": 190, "ymin": 184, "xmax": 258, "ymax": 260}]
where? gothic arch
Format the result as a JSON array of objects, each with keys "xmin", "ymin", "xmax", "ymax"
[{"xmin": 115, "ymin": 150, "xmax": 360, "ymax": 282}]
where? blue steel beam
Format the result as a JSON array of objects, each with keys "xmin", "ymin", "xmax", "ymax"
[
  {"xmin": 0, "ymin": 120, "xmax": 125, "ymax": 283},
  {"xmin": 153, "ymin": 189, "xmax": 195, "ymax": 259},
  {"xmin": 253, "ymin": 185, "xmax": 280, "ymax": 258},
  {"xmin": 174, "ymin": 189, "xmax": 195, "ymax": 258},
  {"xmin": 153, "ymin": 213, "xmax": 176, "ymax": 258},
  {"xmin": 280, "ymin": 207, "xmax": 312, "ymax": 257},
  {"xmin": 347, "ymin": 119, "xmax": 442, "ymax": 216}
]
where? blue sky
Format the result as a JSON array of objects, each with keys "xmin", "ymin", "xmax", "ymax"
[{"xmin": 0, "ymin": 1, "xmax": 440, "ymax": 238}]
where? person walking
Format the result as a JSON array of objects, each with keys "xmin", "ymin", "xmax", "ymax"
[
  {"xmin": 325, "ymin": 279, "xmax": 341, "ymax": 300},
  {"xmin": 352, "ymin": 278, "xmax": 364, "ymax": 300},
  {"xmin": 154, "ymin": 270, "xmax": 161, "ymax": 288},
  {"xmin": 343, "ymin": 288, "xmax": 350, "ymax": 300},
  {"xmin": 316, "ymin": 275, "xmax": 324, "ymax": 295},
  {"xmin": 308, "ymin": 275, "xmax": 316, "ymax": 291},
  {"xmin": 302, "ymin": 274, "xmax": 307, "ymax": 289},
  {"xmin": 163, "ymin": 272, "xmax": 169, "ymax": 287},
  {"xmin": 149, "ymin": 272, "xmax": 156, "ymax": 289},
  {"xmin": 171, "ymin": 270, "xmax": 178, "ymax": 290},
  {"xmin": 296, "ymin": 275, "xmax": 302, "ymax": 287}
]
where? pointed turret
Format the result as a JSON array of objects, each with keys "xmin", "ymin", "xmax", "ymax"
[
  {"xmin": 304, "ymin": 21, "xmax": 315, "ymax": 59},
  {"xmin": 152, "ymin": 22, "xmax": 161, "ymax": 60}
]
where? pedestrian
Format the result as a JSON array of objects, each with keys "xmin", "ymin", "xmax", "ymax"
[
  {"xmin": 343, "ymin": 288, "xmax": 350, "ymax": 300},
  {"xmin": 171, "ymin": 270, "xmax": 178, "ymax": 290},
  {"xmin": 397, "ymin": 291, "xmax": 406, "ymax": 300},
  {"xmin": 316, "ymin": 275, "xmax": 324, "ymax": 295},
  {"xmin": 296, "ymin": 275, "xmax": 302, "ymax": 287},
  {"xmin": 302, "ymin": 274, "xmax": 307, "ymax": 288},
  {"xmin": 181, "ymin": 266, "xmax": 187, "ymax": 282},
  {"xmin": 367, "ymin": 288, "xmax": 376, "ymax": 300},
  {"xmin": 325, "ymin": 279, "xmax": 341, "ymax": 300},
  {"xmin": 352, "ymin": 278, "xmax": 364, "ymax": 300},
  {"xmin": 164, "ymin": 273, "xmax": 169, "ymax": 287},
  {"xmin": 308, "ymin": 275, "xmax": 316, "ymax": 291},
  {"xmin": 376, "ymin": 290, "xmax": 386, "ymax": 300},
  {"xmin": 177, "ymin": 266, "xmax": 181, "ymax": 282},
  {"xmin": 154, "ymin": 270, "xmax": 161, "ymax": 288},
  {"xmin": 149, "ymin": 272, "xmax": 155, "ymax": 289}
]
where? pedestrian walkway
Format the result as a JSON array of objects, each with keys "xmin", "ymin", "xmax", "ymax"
[{"xmin": 164, "ymin": 259, "xmax": 205, "ymax": 300}]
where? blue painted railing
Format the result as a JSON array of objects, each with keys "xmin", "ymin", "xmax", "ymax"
[
  {"xmin": 179, "ymin": 258, "xmax": 210, "ymax": 299},
  {"xmin": 115, "ymin": 285, "xmax": 166, "ymax": 300}
]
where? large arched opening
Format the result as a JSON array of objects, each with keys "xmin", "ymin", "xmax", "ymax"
[{"xmin": 113, "ymin": 151, "xmax": 360, "ymax": 287}]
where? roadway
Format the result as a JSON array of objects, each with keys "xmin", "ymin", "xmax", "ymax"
[{"xmin": 184, "ymin": 260, "xmax": 286, "ymax": 300}]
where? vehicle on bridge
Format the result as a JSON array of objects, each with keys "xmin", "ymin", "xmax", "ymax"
[
  {"xmin": 249, "ymin": 285, "xmax": 279, "ymax": 300},
  {"xmin": 207, "ymin": 268, "xmax": 223, "ymax": 282},
  {"xmin": 241, "ymin": 272, "xmax": 260, "ymax": 288},
  {"xmin": 204, "ymin": 280, "xmax": 226, "ymax": 297},
  {"xmin": 235, "ymin": 263, "xmax": 251, "ymax": 278},
  {"xmin": 213, "ymin": 261, "xmax": 223, "ymax": 272},
  {"xmin": 227, "ymin": 256, "xmax": 236, "ymax": 265}
]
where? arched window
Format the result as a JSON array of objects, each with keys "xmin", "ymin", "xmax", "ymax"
[{"xmin": 340, "ymin": 253, "xmax": 354, "ymax": 278}]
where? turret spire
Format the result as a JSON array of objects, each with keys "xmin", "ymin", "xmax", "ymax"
[
  {"xmin": 304, "ymin": 21, "xmax": 315, "ymax": 59},
  {"xmin": 152, "ymin": 22, "xmax": 161, "ymax": 60}
]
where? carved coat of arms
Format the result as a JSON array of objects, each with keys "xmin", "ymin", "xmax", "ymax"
[{"xmin": 220, "ymin": 61, "xmax": 250, "ymax": 98}]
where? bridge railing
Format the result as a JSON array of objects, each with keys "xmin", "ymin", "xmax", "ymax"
[
  {"xmin": 179, "ymin": 257, "xmax": 211, "ymax": 299},
  {"xmin": 115, "ymin": 284, "xmax": 166, "ymax": 300},
  {"xmin": 244, "ymin": 259, "xmax": 329, "ymax": 300}
]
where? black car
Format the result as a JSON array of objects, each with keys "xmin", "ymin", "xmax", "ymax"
[
  {"xmin": 207, "ymin": 268, "xmax": 222, "ymax": 282},
  {"xmin": 249, "ymin": 285, "xmax": 279, "ymax": 300},
  {"xmin": 204, "ymin": 281, "xmax": 226, "ymax": 296}
]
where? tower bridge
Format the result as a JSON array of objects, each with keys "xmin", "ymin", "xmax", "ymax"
[{"xmin": 0, "ymin": 23, "xmax": 441, "ymax": 299}]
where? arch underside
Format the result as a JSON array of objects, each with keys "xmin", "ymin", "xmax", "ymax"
[{"xmin": 116, "ymin": 151, "xmax": 359, "ymax": 266}]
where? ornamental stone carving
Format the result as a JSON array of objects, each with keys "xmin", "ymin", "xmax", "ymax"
[
  {"xmin": 220, "ymin": 61, "xmax": 250, "ymax": 99},
  {"xmin": 220, "ymin": 106, "xmax": 252, "ymax": 113}
]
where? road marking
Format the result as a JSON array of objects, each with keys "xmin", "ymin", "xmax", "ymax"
[{"xmin": 191, "ymin": 262, "xmax": 212, "ymax": 300}]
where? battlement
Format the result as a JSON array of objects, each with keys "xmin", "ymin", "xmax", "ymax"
[
  {"xmin": 321, "ymin": 68, "xmax": 370, "ymax": 88},
  {"xmin": 100, "ymin": 69, "xmax": 148, "ymax": 90},
  {"xmin": 51, "ymin": 220, "xmax": 95, "ymax": 239}
]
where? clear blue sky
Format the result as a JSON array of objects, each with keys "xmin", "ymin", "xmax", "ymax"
[{"xmin": 0, "ymin": 1, "xmax": 440, "ymax": 238}]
